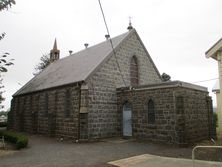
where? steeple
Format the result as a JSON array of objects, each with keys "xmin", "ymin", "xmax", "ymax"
[
  {"xmin": 50, "ymin": 38, "xmax": 60, "ymax": 62},
  {"xmin": 53, "ymin": 39, "xmax": 58, "ymax": 50}
]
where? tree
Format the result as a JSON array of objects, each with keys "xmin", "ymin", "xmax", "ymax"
[
  {"xmin": 0, "ymin": 53, "xmax": 14, "ymax": 108},
  {"xmin": 0, "ymin": 0, "xmax": 15, "ymax": 109},
  {"xmin": 0, "ymin": 52, "xmax": 14, "ymax": 72},
  {"xmin": 33, "ymin": 54, "xmax": 50, "ymax": 75},
  {"xmin": 0, "ymin": 0, "xmax": 15, "ymax": 11},
  {"xmin": 161, "ymin": 73, "xmax": 171, "ymax": 82}
]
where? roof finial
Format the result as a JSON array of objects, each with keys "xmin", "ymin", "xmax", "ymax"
[{"xmin": 127, "ymin": 16, "xmax": 133, "ymax": 30}]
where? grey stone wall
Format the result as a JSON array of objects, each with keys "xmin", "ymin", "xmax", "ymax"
[
  {"xmin": 86, "ymin": 31, "xmax": 162, "ymax": 139},
  {"xmin": 8, "ymin": 84, "xmax": 80, "ymax": 140},
  {"xmin": 117, "ymin": 84, "xmax": 214, "ymax": 145},
  {"xmin": 175, "ymin": 88, "xmax": 215, "ymax": 144},
  {"xmin": 115, "ymin": 32, "xmax": 162, "ymax": 87},
  {"xmin": 79, "ymin": 84, "xmax": 89, "ymax": 140},
  {"xmin": 8, "ymin": 30, "xmax": 163, "ymax": 141}
]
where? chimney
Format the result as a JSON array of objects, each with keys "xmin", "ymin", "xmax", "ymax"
[
  {"xmin": 50, "ymin": 38, "xmax": 60, "ymax": 62},
  {"xmin": 69, "ymin": 50, "xmax": 73, "ymax": 55},
  {"xmin": 105, "ymin": 34, "xmax": 110, "ymax": 40},
  {"xmin": 84, "ymin": 43, "xmax": 89, "ymax": 49}
]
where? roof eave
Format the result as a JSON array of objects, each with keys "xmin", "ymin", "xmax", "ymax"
[
  {"xmin": 205, "ymin": 51, "xmax": 219, "ymax": 60},
  {"xmin": 205, "ymin": 38, "xmax": 222, "ymax": 60},
  {"xmin": 212, "ymin": 89, "xmax": 220, "ymax": 93},
  {"xmin": 13, "ymin": 80, "xmax": 84, "ymax": 97},
  {"xmin": 117, "ymin": 80, "xmax": 208, "ymax": 92}
]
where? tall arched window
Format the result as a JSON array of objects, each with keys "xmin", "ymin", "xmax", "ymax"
[
  {"xmin": 65, "ymin": 89, "xmax": 71, "ymax": 117},
  {"xmin": 130, "ymin": 56, "xmax": 138, "ymax": 86},
  {"xmin": 148, "ymin": 99, "xmax": 155, "ymax": 124},
  {"xmin": 44, "ymin": 93, "xmax": 48, "ymax": 116}
]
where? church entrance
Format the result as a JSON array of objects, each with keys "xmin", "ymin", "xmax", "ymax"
[{"xmin": 123, "ymin": 102, "xmax": 132, "ymax": 137}]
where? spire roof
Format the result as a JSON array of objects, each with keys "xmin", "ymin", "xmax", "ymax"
[{"xmin": 52, "ymin": 38, "xmax": 59, "ymax": 51}]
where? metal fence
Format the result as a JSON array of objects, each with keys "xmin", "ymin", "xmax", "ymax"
[{"xmin": 192, "ymin": 145, "xmax": 222, "ymax": 167}]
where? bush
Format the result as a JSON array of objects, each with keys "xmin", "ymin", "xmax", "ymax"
[
  {"xmin": 0, "ymin": 131, "xmax": 28, "ymax": 149},
  {"xmin": 0, "ymin": 122, "xmax": 7, "ymax": 127},
  {"xmin": 213, "ymin": 112, "xmax": 218, "ymax": 128}
]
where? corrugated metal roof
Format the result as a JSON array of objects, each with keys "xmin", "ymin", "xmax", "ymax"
[{"xmin": 14, "ymin": 30, "xmax": 131, "ymax": 96}]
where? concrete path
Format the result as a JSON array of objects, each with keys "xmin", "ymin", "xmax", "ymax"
[{"xmin": 108, "ymin": 154, "xmax": 222, "ymax": 167}]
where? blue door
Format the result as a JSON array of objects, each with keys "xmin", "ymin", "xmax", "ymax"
[{"xmin": 123, "ymin": 103, "xmax": 132, "ymax": 137}]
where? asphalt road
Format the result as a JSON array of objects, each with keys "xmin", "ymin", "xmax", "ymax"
[{"xmin": 0, "ymin": 135, "xmax": 220, "ymax": 167}]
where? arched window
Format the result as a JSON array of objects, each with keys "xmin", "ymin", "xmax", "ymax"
[
  {"xmin": 65, "ymin": 89, "xmax": 71, "ymax": 117},
  {"xmin": 44, "ymin": 93, "xmax": 48, "ymax": 116},
  {"xmin": 148, "ymin": 99, "xmax": 155, "ymax": 124},
  {"xmin": 130, "ymin": 56, "xmax": 138, "ymax": 86}
]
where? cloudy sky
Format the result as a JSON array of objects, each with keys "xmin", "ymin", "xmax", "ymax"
[{"xmin": 0, "ymin": 0, "xmax": 221, "ymax": 109}]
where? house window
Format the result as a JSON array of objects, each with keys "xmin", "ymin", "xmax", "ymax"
[
  {"xmin": 65, "ymin": 89, "xmax": 71, "ymax": 117},
  {"xmin": 148, "ymin": 99, "xmax": 155, "ymax": 124},
  {"xmin": 130, "ymin": 56, "xmax": 138, "ymax": 86}
]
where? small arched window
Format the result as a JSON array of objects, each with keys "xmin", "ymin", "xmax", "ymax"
[
  {"xmin": 130, "ymin": 56, "xmax": 138, "ymax": 86},
  {"xmin": 148, "ymin": 99, "xmax": 155, "ymax": 124}
]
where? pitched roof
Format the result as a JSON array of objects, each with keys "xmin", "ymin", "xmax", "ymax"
[
  {"xmin": 212, "ymin": 79, "xmax": 220, "ymax": 92},
  {"xmin": 14, "ymin": 30, "xmax": 133, "ymax": 96},
  {"xmin": 205, "ymin": 38, "xmax": 222, "ymax": 60}
]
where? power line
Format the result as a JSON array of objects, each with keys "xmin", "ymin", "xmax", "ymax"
[
  {"xmin": 98, "ymin": 0, "xmax": 127, "ymax": 87},
  {"xmin": 98, "ymin": 0, "xmax": 110, "ymax": 37},
  {"xmin": 191, "ymin": 77, "xmax": 218, "ymax": 84}
]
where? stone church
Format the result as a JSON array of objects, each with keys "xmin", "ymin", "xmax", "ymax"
[{"xmin": 8, "ymin": 27, "xmax": 215, "ymax": 145}]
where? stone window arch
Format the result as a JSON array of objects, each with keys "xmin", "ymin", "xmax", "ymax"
[
  {"xmin": 130, "ymin": 56, "xmax": 139, "ymax": 86},
  {"xmin": 148, "ymin": 99, "xmax": 155, "ymax": 124}
]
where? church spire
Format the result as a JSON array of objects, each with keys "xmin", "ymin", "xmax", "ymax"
[
  {"xmin": 53, "ymin": 38, "xmax": 58, "ymax": 51},
  {"xmin": 50, "ymin": 38, "xmax": 60, "ymax": 62}
]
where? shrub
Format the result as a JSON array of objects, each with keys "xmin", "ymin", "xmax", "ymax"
[
  {"xmin": 213, "ymin": 112, "xmax": 218, "ymax": 128},
  {"xmin": 0, "ymin": 122, "xmax": 7, "ymax": 127},
  {"xmin": 0, "ymin": 131, "xmax": 28, "ymax": 149}
]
